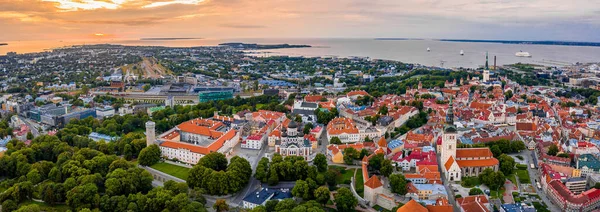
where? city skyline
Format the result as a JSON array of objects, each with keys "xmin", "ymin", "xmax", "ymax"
[{"xmin": 1, "ymin": 0, "xmax": 600, "ymax": 42}]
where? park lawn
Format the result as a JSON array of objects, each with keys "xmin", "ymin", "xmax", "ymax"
[
  {"xmin": 19, "ymin": 200, "xmax": 71, "ymax": 212},
  {"xmin": 355, "ymin": 168, "xmax": 364, "ymax": 197},
  {"xmin": 517, "ymin": 170, "xmax": 531, "ymax": 184},
  {"xmin": 507, "ymin": 173, "xmax": 518, "ymax": 185},
  {"xmin": 150, "ymin": 162, "xmax": 190, "ymax": 180},
  {"xmin": 330, "ymin": 166, "xmax": 355, "ymax": 185},
  {"xmin": 461, "ymin": 177, "xmax": 481, "ymax": 188},
  {"xmin": 490, "ymin": 187, "xmax": 506, "ymax": 202}
]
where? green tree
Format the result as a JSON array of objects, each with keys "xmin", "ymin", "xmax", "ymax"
[
  {"xmin": 143, "ymin": 84, "xmax": 152, "ymax": 92},
  {"xmin": 334, "ymin": 187, "xmax": 357, "ymax": 212},
  {"xmin": 314, "ymin": 186, "xmax": 330, "ymax": 205},
  {"xmin": 268, "ymin": 170, "xmax": 279, "ymax": 186},
  {"xmin": 368, "ymin": 153, "xmax": 384, "ymax": 171},
  {"xmin": 510, "ymin": 141, "xmax": 526, "ymax": 152},
  {"xmin": 213, "ymin": 199, "xmax": 229, "ymax": 212},
  {"xmin": 490, "ymin": 145, "xmax": 502, "ymax": 158},
  {"xmin": 330, "ymin": 137, "xmax": 342, "ymax": 145},
  {"xmin": 66, "ymin": 183, "xmax": 100, "ymax": 210},
  {"xmin": 255, "ymin": 157, "xmax": 270, "ymax": 183},
  {"xmin": 15, "ymin": 204, "xmax": 41, "ymax": 212},
  {"xmin": 380, "ymin": 159, "xmax": 394, "ymax": 177},
  {"xmin": 469, "ymin": 188, "xmax": 483, "ymax": 195},
  {"xmin": 265, "ymin": 200, "xmax": 279, "ymax": 212},
  {"xmin": 379, "ymin": 105, "xmax": 389, "ymax": 115},
  {"xmin": 389, "ymin": 174, "xmax": 408, "ymax": 195},
  {"xmin": 275, "ymin": 199, "xmax": 296, "ymax": 211},
  {"xmin": 303, "ymin": 123, "xmax": 314, "ymax": 135},
  {"xmin": 325, "ymin": 169, "xmax": 337, "ymax": 187},
  {"xmin": 547, "ymin": 144, "xmax": 559, "ymax": 156},
  {"xmin": 26, "ymin": 132, "xmax": 34, "ymax": 140},
  {"xmin": 198, "ymin": 152, "xmax": 228, "ymax": 171},
  {"xmin": 2, "ymin": 200, "xmax": 18, "ymax": 212},
  {"xmin": 26, "ymin": 169, "xmax": 42, "ymax": 185},
  {"xmin": 138, "ymin": 144, "xmax": 161, "ymax": 166},
  {"xmin": 479, "ymin": 168, "xmax": 505, "ymax": 189},
  {"xmin": 498, "ymin": 154, "xmax": 516, "ymax": 175},
  {"xmin": 292, "ymin": 180, "xmax": 311, "ymax": 200},
  {"xmin": 313, "ymin": 153, "xmax": 328, "ymax": 173}
]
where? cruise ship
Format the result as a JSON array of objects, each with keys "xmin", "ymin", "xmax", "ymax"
[{"xmin": 515, "ymin": 51, "xmax": 532, "ymax": 57}]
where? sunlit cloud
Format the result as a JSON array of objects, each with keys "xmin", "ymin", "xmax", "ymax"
[
  {"xmin": 42, "ymin": 0, "xmax": 125, "ymax": 11},
  {"xmin": 142, "ymin": 0, "xmax": 206, "ymax": 8},
  {"xmin": 94, "ymin": 33, "xmax": 104, "ymax": 36}
]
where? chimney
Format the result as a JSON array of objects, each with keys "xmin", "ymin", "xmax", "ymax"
[{"xmin": 494, "ymin": 56, "xmax": 497, "ymax": 70}]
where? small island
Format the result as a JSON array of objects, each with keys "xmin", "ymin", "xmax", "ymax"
[
  {"xmin": 0, "ymin": 43, "xmax": 7, "ymax": 46},
  {"xmin": 219, "ymin": 42, "xmax": 311, "ymax": 49}
]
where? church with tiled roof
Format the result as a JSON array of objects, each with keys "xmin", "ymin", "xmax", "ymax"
[{"xmin": 440, "ymin": 99, "xmax": 499, "ymax": 181}]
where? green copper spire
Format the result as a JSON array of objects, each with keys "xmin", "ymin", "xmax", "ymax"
[{"xmin": 485, "ymin": 51, "xmax": 489, "ymax": 69}]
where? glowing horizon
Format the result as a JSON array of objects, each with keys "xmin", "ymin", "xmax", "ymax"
[{"xmin": 1, "ymin": 0, "xmax": 599, "ymax": 42}]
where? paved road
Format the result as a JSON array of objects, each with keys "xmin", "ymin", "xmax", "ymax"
[
  {"xmin": 522, "ymin": 150, "xmax": 562, "ymax": 212},
  {"xmin": 436, "ymin": 149, "xmax": 460, "ymax": 212},
  {"xmin": 18, "ymin": 116, "xmax": 42, "ymax": 137}
]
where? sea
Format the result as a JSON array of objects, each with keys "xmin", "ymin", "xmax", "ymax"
[{"xmin": 2, "ymin": 38, "xmax": 600, "ymax": 68}]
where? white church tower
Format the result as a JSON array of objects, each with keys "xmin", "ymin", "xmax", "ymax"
[
  {"xmin": 146, "ymin": 121, "xmax": 156, "ymax": 146},
  {"xmin": 441, "ymin": 99, "xmax": 457, "ymax": 164},
  {"xmin": 482, "ymin": 52, "xmax": 490, "ymax": 82}
]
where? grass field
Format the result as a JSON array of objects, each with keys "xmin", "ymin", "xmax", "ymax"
[
  {"xmin": 330, "ymin": 166, "xmax": 355, "ymax": 185},
  {"xmin": 151, "ymin": 162, "xmax": 191, "ymax": 180},
  {"xmin": 507, "ymin": 173, "xmax": 517, "ymax": 185},
  {"xmin": 516, "ymin": 170, "xmax": 531, "ymax": 183},
  {"xmin": 490, "ymin": 187, "xmax": 506, "ymax": 202},
  {"xmin": 355, "ymin": 168, "xmax": 364, "ymax": 197}
]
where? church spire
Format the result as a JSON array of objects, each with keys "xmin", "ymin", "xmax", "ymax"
[
  {"xmin": 485, "ymin": 51, "xmax": 489, "ymax": 70},
  {"xmin": 446, "ymin": 98, "xmax": 454, "ymax": 124},
  {"xmin": 445, "ymin": 98, "xmax": 456, "ymax": 133}
]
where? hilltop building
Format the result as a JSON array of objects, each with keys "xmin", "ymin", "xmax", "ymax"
[{"xmin": 158, "ymin": 118, "xmax": 239, "ymax": 164}]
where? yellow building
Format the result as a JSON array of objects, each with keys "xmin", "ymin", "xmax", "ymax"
[{"xmin": 573, "ymin": 169, "xmax": 582, "ymax": 177}]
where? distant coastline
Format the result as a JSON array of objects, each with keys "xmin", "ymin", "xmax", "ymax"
[
  {"xmin": 375, "ymin": 38, "xmax": 424, "ymax": 41},
  {"xmin": 0, "ymin": 43, "xmax": 7, "ymax": 46},
  {"xmin": 140, "ymin": 38, "xmax": 202, "ymax": 41},
  {"xmin": 438, "ymin": 39, "xmax": 600, "ymax": 47},
  {"xmin": 219, "ymin": 42, "xmax": 311, "ymax": 49}
]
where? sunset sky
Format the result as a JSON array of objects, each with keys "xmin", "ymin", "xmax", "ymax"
[{"xmin": 1, "ymin": 0, "xmax": 599, "ymax": 42}]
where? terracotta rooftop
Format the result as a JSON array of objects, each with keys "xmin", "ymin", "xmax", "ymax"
[
  {"xmin": 326, "ymin": 117, "xmax": 359, "ymax": 135},
  {"xmin": 159, "ymin": 129, "xmax": 236, "ymax": 155},
  {"xmin": 444, "ymin": 156, "xmax": 456, "ymax": 171},
  {"xmin": 364, "ymin": 175, "xmax": 383, "ymax": 189},
  {"xmin": 456, "ymin": 148, "xmax": 494, "ymax": 159},
  {"xmin": 396, "ymin": 199, "xmax": 428, "ymax": 212}
]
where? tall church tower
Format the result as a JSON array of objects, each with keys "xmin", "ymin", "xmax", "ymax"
[
  {"xmin": 146, "ymin": 121, "xmax": 156, "ymax": 147},
  {"xmin": 441, "ymin": 99, "xmax": 457, "ymax": 164},
  {"xmin": 483, "ymin": 52, "xmax": 490, "ymax": 82}
]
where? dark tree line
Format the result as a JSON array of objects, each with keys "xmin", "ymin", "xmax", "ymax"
[
  {"xmin": 0, "ymin": 135, "xmax": 207, "ymax": 211},
  {"xmin": 187, "ymin": 152, "xmax": 252, "ymax": 195}
]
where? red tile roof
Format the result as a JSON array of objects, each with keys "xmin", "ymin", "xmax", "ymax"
[
  {"xmin": 160, "ymin": 129, "xmax": 236, "ymax": 155},
  {"xmin": 326, "ymin": 117, "xmax": 359, "ymax": 135},
  {"xmin": 456, "ymin": 148, "xmax": 494, "ymax": 159},
  {"xmin": 444, "ymin": 156, "xmax": 456, "ymax": 171},
  {"xmin": 365, "ymin": 175, "xmax": 383, "ymax": 189},
  {"xmin": 396, "ymin": 199, "xmax": 428, "ymax": 212}
]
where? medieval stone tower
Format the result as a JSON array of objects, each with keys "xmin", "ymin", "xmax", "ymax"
[{"xmin": 146, "ymin": 121, "xmax": 156, "ymax": 147}]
